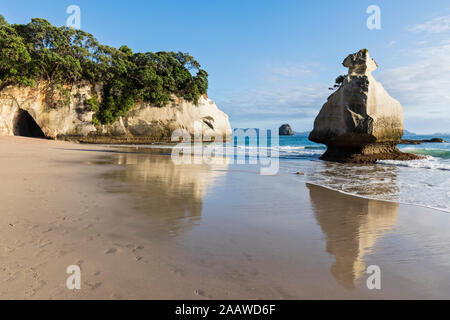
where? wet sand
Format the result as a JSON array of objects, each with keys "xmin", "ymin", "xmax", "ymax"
[{"xmin": 1, "ymin": 136, "xmax": 450, "ymax": 299}]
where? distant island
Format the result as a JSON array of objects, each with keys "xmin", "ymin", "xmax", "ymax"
[
  {"xmin": 403, "ymin": 130, "xmax": 417, "ymax": 136},
  {"xmin": 401, "ymin": 138, "xmax": 445, "ymax": 144},
  {"xmin": 279, "ymin": 124, "xmax": 294, "ymax": 136}
]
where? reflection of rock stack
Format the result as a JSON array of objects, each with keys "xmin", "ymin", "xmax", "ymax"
[
  {"xmin": 307, "ymin": 184, "xmax": 398, "ymax": 289},
  {"xmin": 103, "ymin": 152, "xmax": 228, "ymax": 234}
]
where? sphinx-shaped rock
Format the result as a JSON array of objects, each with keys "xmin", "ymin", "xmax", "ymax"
[{"xmin": 309, "ymin": 49, "xmax": 419, "ymax": 163}]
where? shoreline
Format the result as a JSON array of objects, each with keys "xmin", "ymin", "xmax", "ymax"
[
  {"xmin": 305, "ymin": 181, "xmax": 450, "ymax": 214},
  {"xmin": 1, "ymin": 136, "xmax": 450, "ymax": 299},
  {"xmin": 106, "ymin": 141, "xmax": 450, "ymax": 214}
]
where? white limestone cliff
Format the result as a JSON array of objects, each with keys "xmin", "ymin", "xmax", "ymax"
[{"xmin": 0, "ymin": 81, "xmax": 232, "ymax": 143}]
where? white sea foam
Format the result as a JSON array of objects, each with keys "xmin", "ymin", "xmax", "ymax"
[
  {"xmin": 378, "ymin": 156, "xmax": 450, "ymax": 171},
  {"xmin": 109, "ymin": 144, "xmax": 325, "ymax": 158},
  {"xmin": 110, "ymin": 138, "xmax": 450, "ymax": 213},
  {"xmin": 281, "ymin": 158, "xmax": 450, "ymax": 213}
]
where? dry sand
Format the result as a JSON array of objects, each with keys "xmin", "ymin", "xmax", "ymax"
[{"xmin": 1, "ymin": 136, "xmax": 450, "ymax": 299}]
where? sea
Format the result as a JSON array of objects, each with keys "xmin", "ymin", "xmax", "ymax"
[
  {"xmin": 212, "ymin": 131, "xmax": 450, "ymax": 213},
  {"xmin": 116, "ymin": 132, "xmax": 450, "ymax": 213},
  {"xmin": 271, "ymin": 133, "xmax": 450, "ymax": 213}
]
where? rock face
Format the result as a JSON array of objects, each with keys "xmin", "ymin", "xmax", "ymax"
[
  {"xmin": 401, "ymin": 138, "xmax": 445, "ymax": 144},
  {"xmin": 309, "ymin": 49, "xmax": 419, "ymax": 163},
  {"xmin": 279, "ymin": 124, "xmax": 294, "ymax": 136},
  {"xmin": 0, "ymin": 82, "xmax": 232, "ymax": 143}
]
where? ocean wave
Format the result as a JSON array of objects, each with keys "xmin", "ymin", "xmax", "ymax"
[
  {"xmin": 304, "ymin": 146, "xmax": 327, "ymax": 150},
  {"xmin": 220, "ymin": 145, "xmax": 324, "ymax": 158},
  {"xmin": 378, "ymin": 156, "xmax": 450, "ymax": 171},
  {"xmin": 288, "ymin": 160, "xmax": 450, "ymax": 214},
  {"xmin": 112, "ymin": 143, "xmax": 325, "ymax": 159},
  {"xmin": 305, "ymin": 181, "xmax": 450, "ymax": 213},
  {"xmin": 402, "ymin": 148, "xmax": 450, "ymax": 159}
]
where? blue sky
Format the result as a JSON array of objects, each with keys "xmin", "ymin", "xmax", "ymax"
[{"xmin": 1, "ymin": 0, "xmax": 449, "ymax": 133}]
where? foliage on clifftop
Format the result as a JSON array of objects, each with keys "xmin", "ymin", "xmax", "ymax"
[{"xmin": 0, "ymin": 15, "xmax": 208, "ymax": 124}]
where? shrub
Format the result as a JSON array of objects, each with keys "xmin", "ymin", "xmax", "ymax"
[{"xmin": 0, "ymin": 15, "xmax": 209, "ymax": 124}]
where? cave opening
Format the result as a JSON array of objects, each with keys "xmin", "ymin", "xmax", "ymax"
[{"xmin": 13, "ymin": 109, "xmax": 46, "ymax": 138}]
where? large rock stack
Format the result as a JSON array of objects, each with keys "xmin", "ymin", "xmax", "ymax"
[{"xmin": 309, "ymin": 49, "xmax": 419, "ymax": 163}]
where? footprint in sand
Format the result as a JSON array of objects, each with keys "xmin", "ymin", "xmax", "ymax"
[
  {"xmin": 26, "ymin": 280, "xmax": 47, "ymax": 297},
  {"xmin": 171, "ymin": 267, "xmax": 185, "ymax": 276},
  {"xmin": 131, "ymin": 245, "xmax": 144, "ymax": 253},
  {"xmin": 5, "ymin": 246, "xmax": 15, "ymax": 253},
  {"xmin": 243, "ymin": 252, "xmax": 253, "ymax": 262},
  {"xmin": 86, "ymin": 281, "xmax": 102, "ymax": 290},
  {"xmin": 194, "ymin": 289, "xmax": 206, "ymax": 297},
  {"xmin": 105, "ymin": 248, "xmax": 117, "ymax": 254}
]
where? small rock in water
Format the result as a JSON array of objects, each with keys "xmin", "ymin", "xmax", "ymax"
[{"xmin": 279, "ymin": 124, "xmax": 294, "ymax": 136}]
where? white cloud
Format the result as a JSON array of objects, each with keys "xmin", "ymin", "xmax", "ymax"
[
  {"xmin": 378, "ymin": 41, "xmax": 450, "ymax": 122},
  {"xmin": 218, "ymin": 13, "xmax": 450, "ymax": 132},
  {"xmin": 221, "ymin": 43, "xmax": 450, "ymax": 131},
  {"xmin": 264, "ymin": 62, "xmax": 320, "ymax": 79},
  {"xmin": 218, "ymin": 63, "xmax": 329, "ymax": 127},
  {"xmin": 409, "ymin": 15, "xmax": 450, "ymax": 33},
  {"xmin": 386, "ymin": 40, "xmax": 396, "ymax": 48}
]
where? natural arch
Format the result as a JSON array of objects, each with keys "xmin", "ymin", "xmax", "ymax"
[{"xmin": 13, "ymin": 109, "xmax": 45, "ymax": 138}]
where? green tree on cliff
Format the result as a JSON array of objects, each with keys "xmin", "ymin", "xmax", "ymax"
[
  {"xmin": 0, "ymin": 16, "xmax": 33, "ymax": 90},
  {"xmin": 0, "ymin": 14, "xmax": 7, "ymax": 26},
  {"xmin": 0, "ymin": 17, "xmax": 209, "ymax": 124}
]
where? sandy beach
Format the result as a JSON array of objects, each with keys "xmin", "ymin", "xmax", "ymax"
[{"xmin": 1, "ymin": 136, "xmax": 450, "ymax": 299}]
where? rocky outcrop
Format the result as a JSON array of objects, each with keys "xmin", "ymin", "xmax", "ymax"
[
  {"xmin": 401, "ymin": 138, "xmax": 445, "ymax": 144},
  {"xmin": 279, "ymin": 124, "xmax": 294, "ymax": 136},
  {"xmin": 309, "ymin": 49, "xmax": 420, "ymax": 163},
  {"xmin": 0, "ymin": 82, "xmax": 232, "ymax": 143}
]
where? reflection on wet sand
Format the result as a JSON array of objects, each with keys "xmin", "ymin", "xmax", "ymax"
[
  {"xmin": 308, "ymin": 183, "xmax": 399, "ymax": 289},
  {"xmin": 100, "ymin": 151, "xmax": 228, "ymax": 234},
  {"xmin": 307, "ymin": 161, "xmax": 401, "ymax": 200}
]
